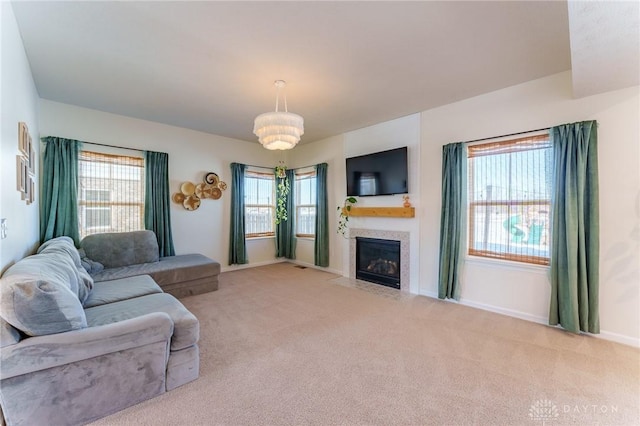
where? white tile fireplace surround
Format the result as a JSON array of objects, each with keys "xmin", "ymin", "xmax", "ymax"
[{"xmin": 349, "ymin": 228, "xmax": 410, "ymax": 292}]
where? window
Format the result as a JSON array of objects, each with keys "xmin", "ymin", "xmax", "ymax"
[
  {"xmin": 244, "ymin": 171, "xmax": 275, "ymax": 237},
  {"xmin": 295, "ymin": 171, "xmax": 316, "ymax": 237},
  {"xmin": 84, "ymin": 189, "xmax": 111, "ymax": 230},
  {"xmin": 467, "ymin": 134, "xmax": 551, "ymax": 265},
  {"xmin": 78, "ymin": 151, "xmax": 145, "ymax": 239}
]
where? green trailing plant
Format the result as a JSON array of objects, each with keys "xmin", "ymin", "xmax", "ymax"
[
  {"xmin": 275, "ymin": 165, "xmax": 290, "ymax": 225},
  {"xmin": 337, "ymin": 196, "xmax": 358, "ymax": 238}
]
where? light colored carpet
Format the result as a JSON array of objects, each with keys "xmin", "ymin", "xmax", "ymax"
[{"xmin": 92, "ymin": 263, "xmax": 639, "ymax": 425}]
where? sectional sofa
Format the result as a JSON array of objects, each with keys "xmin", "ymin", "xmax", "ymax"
[
  {"xmin": 80, "ymin": 231, "xmax": 220, "ymax": 298},
  {"xmin": 0, "ymin": 232, "xmax": 220, "ymax": 426}
]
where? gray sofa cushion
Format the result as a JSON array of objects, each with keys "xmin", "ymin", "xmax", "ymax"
[
  {"xmin": 78, "ymin": 248, "xmax": 104, "ymax": 274},
  {"xmin": 83, "ymin": 275, "xmax": 163, "ymax": 308},
  {"xmin": 0, "ymin": 246, "xmax": 90, "ymax": 336},
  {"xmin": 152, "ymin": 255, "xmax": 221, "ymax": 287},
  {"xmin": 81, "ymin": 230, "xmax": 159, "ymax": 268},
  {"xmin": 90, "ymin": 254, "xmax": 219, "ymax": 285},
  {"xmin": 0, "ymin": 272, "xmax": 88, "ymax": 336},
  {"xmin": 36, "ymin": 236, "xmax": 94, "ymax": 303},
  {"xmin": 85, "ymin": 293, "xmax": 199, "ymax": 351},
  {"xmin": 37, "ymin": 236, "xmax": 82, "ymax": 266}
]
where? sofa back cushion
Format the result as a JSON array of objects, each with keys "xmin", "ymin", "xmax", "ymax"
[
  {"xmin": 81, "ymin": 230, "xmax": 159, "ymax": 268},
  {"xmin": 37, "ymin": 236, "xmax": 94, "ymax": 303},
  {"xmin": 0, "ymin": 242, "xmax": 89, "ymax": 336}
]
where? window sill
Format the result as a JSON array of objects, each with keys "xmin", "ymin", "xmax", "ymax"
[
  {"xmin": 465, "ymin": 255, "xmax": 549, "ymax": 274},
  {"xmin": 246, "ymin": 235, "xmax": 275, "ymax": 241}
]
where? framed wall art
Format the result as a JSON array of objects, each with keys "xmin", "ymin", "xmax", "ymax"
[
  {"xmin": 17, "ymin": 121, "xmax": 35, "ymax": 204},
  {"xmin": 18, "ymin": 122, "xmax": 29, "ymax": 156},
  {"xmin": 16, "ymin": 155, "xmax": 27, "ymax": 194}
]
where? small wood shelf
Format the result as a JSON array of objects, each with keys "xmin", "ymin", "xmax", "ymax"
[{"xmin": 342, "ymin": 206, "xmax": 415, "ymax": 218}]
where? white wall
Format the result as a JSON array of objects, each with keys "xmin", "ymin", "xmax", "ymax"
[
  {"xmin": 39, "ymin": 100, "xmax": 283, "ymax": 271},
  {"xmin": 286, "ymin": 114, "xmax": 422, "ymax": 290},
  {"xmin": 0, "ymin": 2, "xmax": 40, "ymax": 273},
  {"xmin": 419, "ymin": 71, "xmax": 640, "ymax": 346},
  {"xmin": 287, "ymin": 134, "xmax": 344, "ymax": 274},
  {"xmin": 340, "ymin": 114, "xmax": 422, "ymax": 293}
]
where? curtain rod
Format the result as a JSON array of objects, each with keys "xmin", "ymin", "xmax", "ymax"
[
  {"xmin": 82, "ymin": 140, "xmax": 148, "ymax": 153},
  {"xmin": 465, "ymin": 126, "xmax": 551, "ymax": 144},
  {"xmin": 42, "ymin": 137, "xmax": 151, "ymax": 153}
]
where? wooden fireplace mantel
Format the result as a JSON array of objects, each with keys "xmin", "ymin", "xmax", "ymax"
[{"xmin": 342, "ymin": 207, "xmax": 415, "ymax": 218}]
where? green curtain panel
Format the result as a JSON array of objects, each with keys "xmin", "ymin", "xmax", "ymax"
[
  {"xmin": 275, "ymin": 168, "xmax": 296, "ymax": 259},
  {"xmin": 549, "ymin": 121, "xmax": 600, "ymax": 334},
  {"xmin": 40, "ymin": 137, "xmax": 81, "ymax": 245},
  {"xmin": 229, "ymin": 162, "xmax": 248, "ymax": 265},
  {"xmin": 144, "ymin": 151, "xmax": 175, "ymax": 257},
  {"xmin": 438, "ymin": 142, "xmax": 466, "ymax": 300},
  {"xmin": 314, "ymin": 163, "xmax": 329, "ymax": 267}
]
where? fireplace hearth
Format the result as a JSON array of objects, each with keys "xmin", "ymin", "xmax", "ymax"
[{"xmin": 356, "ymin": 237, "xmax": 401, "ymax": 289}]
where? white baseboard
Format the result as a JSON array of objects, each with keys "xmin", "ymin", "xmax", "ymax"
[
  {"xmin": 221, "ymin": 259, "xmax": 342, "ymax": 276},
  {"xmin": 290, "ymin": 259, "xmax": 343, "ymax": 276},
  {"xmin": 418, "ymin": 290, "xmax": 639, "ymax": 348},
  {"xmin": 462, "ymin": 298, "xmax": 549, "ymax": 325},
  {"xmin": 220, "ymin": 259, "xmax": 286, "ymax": 273},
  {"xmin": 219, "ymin": 266, "xmax": 639, "ymax": 348},
  {"xmin": 598, "ymin": 330, "xmax": 640, "ymax": 348},
  {"xmin": 421, "ymin": 290, "xmax": 438, "ymax": 299},
  {"xmin": 420, "ymin": 290, "xmax": 548, "ymax": 324}
]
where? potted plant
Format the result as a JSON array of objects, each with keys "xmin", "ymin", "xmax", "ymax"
[
  {"xmin": 337, "ymin": 196, "xmax": 357, "ymax": 238},
  {"xmin": 275, "ymin": 164, "xmax": 289, "ymax": 225}
]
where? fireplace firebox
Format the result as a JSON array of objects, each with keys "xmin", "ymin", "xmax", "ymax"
[{"xmin": 355, "ymin": 237, "xmax": 401, "ymax": 289}]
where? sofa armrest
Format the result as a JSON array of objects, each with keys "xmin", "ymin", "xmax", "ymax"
[{"xmin": 0, "ymin": 312, "xmax": 173, "ymax": 380}]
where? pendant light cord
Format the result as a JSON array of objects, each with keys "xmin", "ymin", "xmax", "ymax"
[{"xmin": 274, "ymin": 80, "xmax": 288, "ymax": 113}]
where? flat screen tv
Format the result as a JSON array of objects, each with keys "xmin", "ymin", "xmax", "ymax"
[{"xmin": 346, "ymin": 147, "xmax": 408, "ymax": 196}]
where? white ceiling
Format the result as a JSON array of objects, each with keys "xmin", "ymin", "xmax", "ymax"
[
  {"xmin": 568, "ymin": 1, "xmax": 640, "ymax": 98},
  {"xmin": 9, "ymin": 1, "xmax": 638, "ymax": 145}
]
